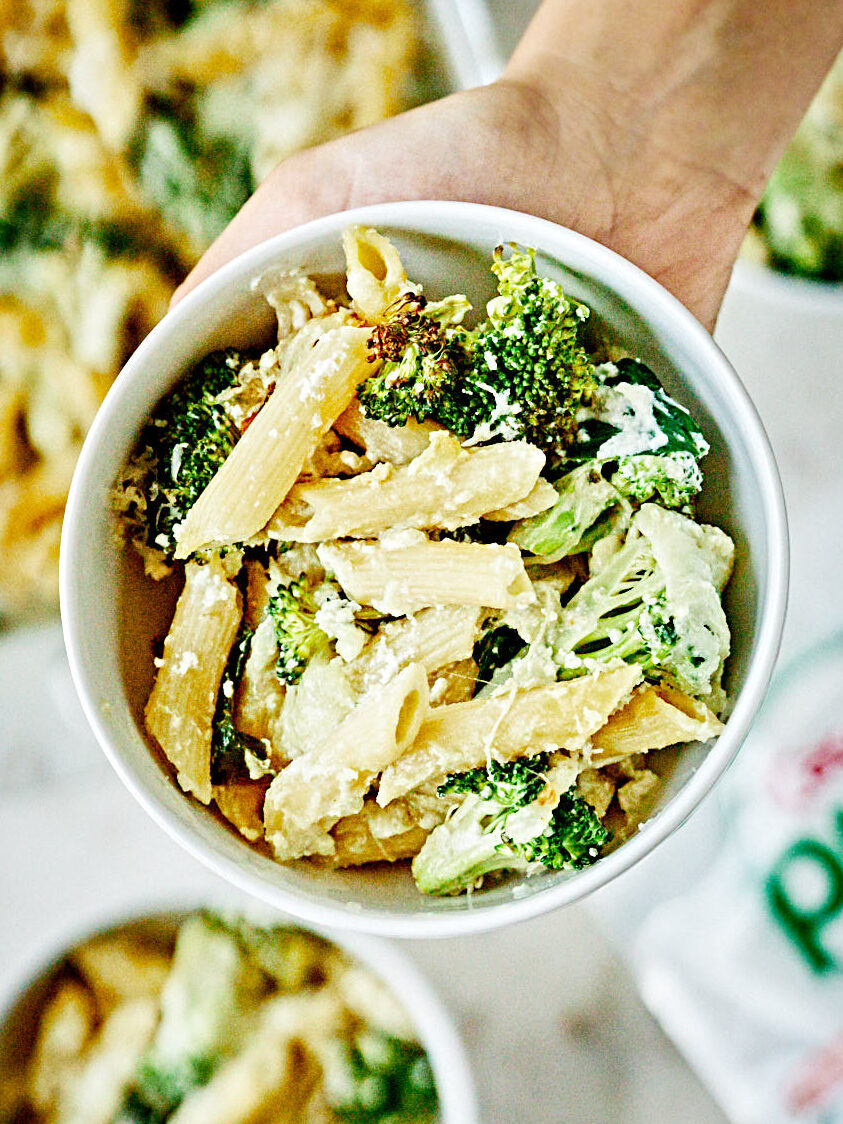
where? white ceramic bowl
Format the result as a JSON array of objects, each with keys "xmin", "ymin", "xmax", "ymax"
[
  {"xmin": 0, "ymin": 896, "xmax": 478, "ymax": 1124},
  {"xmin": 60, "ymin": 201, "xmax": 788, "ymax": 938}
]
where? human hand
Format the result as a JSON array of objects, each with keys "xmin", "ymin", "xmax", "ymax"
[
  {"xmin": 174, "ymin": 0, "xmax": 843, "ymax": 332},
  {"xmin": 172, "ymin": 79, "xmax": 743, "ymax": 330}
]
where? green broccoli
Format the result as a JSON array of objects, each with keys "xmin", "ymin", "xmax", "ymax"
[
  {"xmin": 358, "ymin": 246, "xmax": 596, "ymax": 451},
  {"xmin": 509, "ymin": 462, "xmax": 625, "ymax": 560},
  {"xmin": 467, "ymin": 244, "xmax": 596, "ymax": 449},
  {"xmin": 210, "ymin": 625, "xmax": 271, "ymax": 785},
  {"xmin": 133, "ymin": 104, "xmax": 253, "ymax": 252},
  {"xmin": 327, "ymin": 1030, "xmax": 438, "ymax": 1124},
  {"xmin": 472, "ymin": 624, "xmax": 526, "ymax": 694},
  {"xmin": 0, "ymin": 169, "xmax": 150, "ymax": 261},
  {"xmin": 610, "ymin": 450, "xmax": 703, "ymax": 510},
  {"xmin": 548, "ymin": 504, "xmax": 731, "ymax": 698},
  {"xmin": 412, "ymin": 755, "xmax": 610, "ymax": 896},
  {"xmin": 266, "ymin": 576, "xmax": 337, "ymax": 684},
  {"xmin": 754, "ymin": 128, "xmax": 843, "ymax": 281},
  {"xmin": 119, "ymin": 913, "xmax": 263, "ymax": 1122},
  {"xmin": 129, "ymin": 349, "xmax": 246, "ymax": 557},
  {"xmin": 567, "ymin": 358, "xmax": 709, "ymax": 511},
  {"xmin": 358, "ymin": 293, "xmax": 474, "ymax": 430}
]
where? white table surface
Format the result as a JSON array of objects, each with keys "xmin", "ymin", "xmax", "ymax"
[{"xmin": 3, "ymin": 8, "xmax": 843, "ymax": 1119}]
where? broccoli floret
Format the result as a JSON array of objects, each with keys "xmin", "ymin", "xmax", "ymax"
[
  {"xmin": 133, "ymin": 104, "xmax": 253, "ymax": 252},
  {"xmin": 130, "ymin": 349, "xmax": 245, "ymax": 557},
  {"xmin": 358, "ymin": 247, "xmax": 596, "ymax": 451},
  {"xmin": 466, "ymin": 245, "xmax": 596, "ymax": 449},
  {"xmin": 548, "ymin": 505, "xmax": 730, "ymax": 698},
  {"xmin": 0, "ymin": 171, "xmax": 150, "ymax": 261},
  {"xmin": 519, "ymin": 790, "xmax": 612, "ymax": 869},
  {"xmin": 210, "ymin": 625, "xmax": 271, "ymax": 785},
  {"xmin": 567, "ymin": 358, "xmax": 709, "ymax": 512},
  {"xmin": 326, "ymin": 1030, "xmax": 438, "ymax": 1124},
  {"xmin": 0, "ymin": 179, "xmax": 68, "ymax": 253},
  {"xmin": 412, "ymin": 755, "xmax": 610, "ymax": 895},
  {"xmin": 267, "ymin": 576, "xmax": 336, "ymax": 684},
  {"xmin": 358, "ymin": 293, "xmax": 473, "ymax": 430},
  {"xmin": 120, "ymin": 913, "xmax": 263, "ymax": 1121},
  {"xmin": 597, "ymin": 358, "xmax": 709, "ymax": 458},
  {"xmin": 611, "ymin": 450, "xmax": 703, "ymax": 511},
  {"xmin": 754, "ymin": 128, "xmax": 843, "ymax": 281},
  {"xmin": 224, "ymin": 920, "xmax": 332, "ymax": 992},
  {"xmin": 549, "ymin": 530, "xmax": 680, "ymax": 676},
  {"xmin": 510, "ymin": 463, "xmax": 625, "ymax": 559}
]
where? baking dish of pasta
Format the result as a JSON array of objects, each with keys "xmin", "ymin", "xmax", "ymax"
[{"xmin": 111, "ymin": 225, "xmax": 735, "ymax": 900}]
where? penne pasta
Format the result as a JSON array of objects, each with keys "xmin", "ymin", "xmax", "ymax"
[
  {"xmin": 318, "ymin": 538, "xmax": 534, "ymax": 615},
  {"xmin": 174, "ymin": 321, "xmax": 375, "ymax": 558},
  {"xmin": 145, "ymin": 561, "xmax": 242, "ymax": 804},
  {"xmin": 485, "ymin": 478, "xmax": 559, "ymax": 522},
  {"xmin": 168, "ymin": 995, "xmax": 328, "ymax": 1124},
  {"xmin": 377, "ymin": 664, "xmax": 642, "ymax": 806},
  {"xmin": 329, "ymin": 788, "xmax": 448, "ymax": 867},
  {"xmin": 588, "ymin": 683, "xmax": 724, "ymax": 766},
  {"xmin": 428, "ymin": 659, "xmax": 479, "ymax": 706},
  {"xmin": 26, "ymin": 982, "xmax": 96, "ymax": 1114},
  {"xmin": 53, "ymin": 998, "xmax": 159, "ymax": 1124},
  {"xmin": 350, "ymin": 605, "xmax": 483, "ymax": 689},
  {"xmin": 213, "ymin": 781, "xmax": 269, "ymax": 843},
  {"xmin": 234, "ymin": 616, "xmax": 286, "ymax": 750},
  {"xmin": 117, "ymin": 225, "xmax": 735, "ymax": 897},
  {"xmin": 264, "ymin": 663, "xmax": 430, "ymax": 861},
  {"xmin": 72, "ymin": 937, "xmax": 170, "ymax": 1012},
  {"xmin": 329, "ymin": 818, "xmax": 432, "ymax": 868},
  {"xmin": 334, "ymin": 397, "xmax": 440, "ymax": 464},
  {"xmin": 266, "ymin": 432, "xmax": 546, "ymax": 542},
  {"xmin": 343, "ymin": 225, "xmax": 414, "ymax": 320},
  {"xmin": 576, "ymin": 768, "xmax": 617, "ymax": 819}
]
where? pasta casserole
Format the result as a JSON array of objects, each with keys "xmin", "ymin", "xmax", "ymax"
[
  {"xmin": 0, "ymin": 0, "xmax": 425, "ymax": 613},
  {"xmin": 1, "ymin": 910, "xmax": 439, "ymax": 1122},
  {"xmin": 115, "ymin": 227, "xmax": 734, "ymax": 898}
]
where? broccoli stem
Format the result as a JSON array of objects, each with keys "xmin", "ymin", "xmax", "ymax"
[{"xmin": 411, "ymin": 795, "xmax": 529, "ymax": 896}]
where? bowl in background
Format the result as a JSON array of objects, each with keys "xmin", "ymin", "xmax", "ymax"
[
  {"xmin": 60, "ymin": 200, "xmax": 788, "ymax": 937},
  {"xmin": 0, "ymin": 896, "xmax": 478, "ymax": 1124}
]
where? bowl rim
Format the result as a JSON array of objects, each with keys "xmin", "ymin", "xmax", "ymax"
[
  {"xmin": 0, "ymin": 893, "xmax": 479, "ymax": 1124},
  {"xmin": 60, "ymin": 199, "xmax": 789, "ymax": 938}
]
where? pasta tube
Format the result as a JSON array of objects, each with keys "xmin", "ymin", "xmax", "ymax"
[
  {"xmin": 334, "ymin": 398, "xmax": 439, "ymax": 464},
  {"xmin": 329, "ymin": 818, "xmax": 432, "ymax": 868},
  {"xmin": 53, "ymin": 999, "xmax": 158, "ymax": 1124},
  {"xmin": 264, "ymin": 663, "xmax": 430, "ymax": 861},
  {"xmin": 213, "ymin": 782, "xmax": 268, "ymax": 843},
  {"xmin": 168, "ymin": 995, "xmax": 330, "ymax": 1124},
  {"xmin": 174, "ymin": 322, "xmax": 374, "ymax": 557},
  {"xmin": 589, "ymin": 684, "xmax": 724, "ymax": 765},
  {"xmin": 329, "ymin": 789, "xmax": 448, "ymax": 867},
  {"xmin": 145, "ymin": 561, "xmax": 242, "ymax": 804},
  {"xmin": 377, "ymin": 664, "xmax": 642, "ymax": 805},
  {"xmin": 351, "ymin": 605, "xmax": 482, "ymax": 689},
  {"xmin": 343, "ymin": 225, "xmax": 413, "ymax": 319},
  {"xmin": 485, "ymin": 478, "xmax": 559, "ymax": 521},
  {"xmin": 317, "ymin": 538, "xmax": 534, "ymax": 615},
  {"xmin": 266, "ymin": 432, "xmax": 546, "ymax": 542}
]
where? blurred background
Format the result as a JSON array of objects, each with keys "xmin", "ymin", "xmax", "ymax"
[{"xmin": 1, "ymin": 2, "xmax": 842, "ymax": 1121}]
